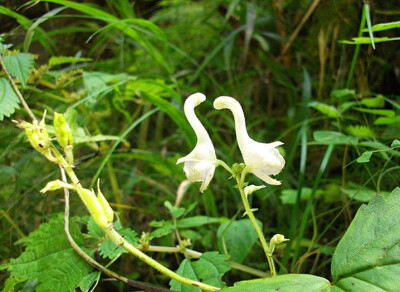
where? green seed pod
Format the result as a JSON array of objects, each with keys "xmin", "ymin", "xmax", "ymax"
[
  {"xmin": 18, "ymin": 116, "xmax": 51, "ymax": 153},
  {"xmin": 53, "ymin": 112, "xmax": 73, "ymax": 149}
]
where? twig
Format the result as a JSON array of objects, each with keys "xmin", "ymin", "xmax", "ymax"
[
  {"xmin": 281, "ymin": 0, "xmax": 321, "ymax": 55},
  {"xmin": 0, "ymin": 54, "xmax": 37, "ymax": 121},
  {"xmin": 60, "ymin": 166, "xmax": 173, "ymax": 292}
]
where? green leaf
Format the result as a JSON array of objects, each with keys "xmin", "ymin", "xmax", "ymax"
[
  {"xmin": 164, "ymin": 200, "xmax": 185, "ymax": 219},
  {"xmin": 49, "ymin": 56, "xmax": 92, "ymax": 67},
  {"xmin": 217, "ymin": 219, "xmax": 260, "ymax": 263},
  {"xmin": 78, "ymin": 271, "xmax": 100, "ymax": 292},
  {"xmin": 177, "ymin": 216, "xmax": 222, "ymax": 229},
  {"xmin": 330, "ymin": 89, "xmax": 356, "ymax": 100},
  {"xmin": 7, "ymin": 215, "xmax": 93, "ymax": 292},
  {"xmin": 364, "ymin": 4, "xmax": 375, "ymax": 49},
  {"xmin": 0, "ymin": 77, "xmax": 20, "ymax": 121},
  {"xmin": 332, "ymin": 188, "xmax": 400, "ymax": 290},
  {"xmin": 308, "ymin": 101, "xmax": 341, "ymax": 118},
  {"xmin": 3, "ymin": 53, "xmax": 34, "ymax": 87},
  {"xmin": 374, "ymin": 115, "xmax": 400, "ymax": 125},
  {"xmin": 346, "ymin": 125, "xmax": 375, "ymax": 138},
  {"xmin": 342, "ymin": 185, "xmax": 389, "ymax": 202},
  {"xmin": 341, "ymin": 36, "xmax": 400, "ymax": 45},
  {"xmin": 220, "ymin": 274, "xmax": 331, "ymax": 291},
  {"xmin": 391, "ymin": 139, "xmax": 400, "ymax": 147},
  {"xmin": 98, "ymin": 228, "xmax": 139, "ymax": 259},
  {"xmin": 87, "ymin": 217, "xmax": 104, "ymax": 239},
  {"xmin": 149, "ymin": 220, "xmax": 174, "ymax": 239},
  {"xmin": 312, "ymin": 131, "xmax": 358, "ymax": 145},
  {"xmin": 362, "ymin": 20, "xmax": 400, "ymax": 32},
  {"xmin": 280, "ymin": 187, "xmax": 312, "ymax": 205},
  {"xmin": 170, "ymin": 252, "xmax": 230, "ymax": 291},
  {"xmin": 356, "ymin": 151, "xmax": 373, "ymax": 163},
  {"xmin": 353, "ymin": 107, "xmax": 395, "ymax": 117},
  {"xmin": 360, "ymin": 95, "xmax": 385, "ymax": 108}
]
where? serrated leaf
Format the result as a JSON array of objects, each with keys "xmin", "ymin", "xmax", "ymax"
[
  {"xmin": 7, "ymin": 214, "xmax": 93, "ymax": 292},
  {"xmin": 217, "ymin": 219, "xmax": 261, "ymax": 263},
  {"xmin": 346, "ymin": 125, "xmax": 375, "ymax": 138},
  {"xmin": 0, "ymin": 77, "xmax": 20, "ymax": 121},
  {"xmin": 309, "ymin": 101, "xmax": 341, "ymax": 118},
  {"xmin": 98, "ymin": 228, "xmax": 139, "ymax": 259},
  {"xmin": 3, "ymin": 53, "xmax": 34, "ymax": 87},
  {"xmin": 312, "ymin": 131, "xmax": 357, "ymax": 145},
  {"xmin": 220, "ymin": 274, "xmax": 330, "ymax": 291},
  {"xmin": 149, "ymin": 220, "xmax": 174, "ymax": 239},
  {"xmin": 356, "ymin": 151, "xmax": 373, "ymax": 163},
  {"xmin": 87, "ymin": 217, "xmax": 104, "ymax": 239},
  {"xmin": 170, "ymin": 252, "xmax": 230, "ymax": 291},
  {"xmin": 332, "ymin": 188, "xmax": 400, "ymax": 291}
]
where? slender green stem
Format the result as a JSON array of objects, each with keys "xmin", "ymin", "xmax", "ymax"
[
  {"xmin": 236, "ymin": 167, "xmax": 275, "ymax": 277},
  {"xmin": 216, "ymin": 159, "xmax": 234, "ymax": 175}
]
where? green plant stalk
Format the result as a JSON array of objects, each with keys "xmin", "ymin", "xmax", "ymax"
[
  {"xmin": 236, "ymin": 167, "xmax": 275, "ymax": 277},
  {"xmin": 291, "ymin": 144, "xmax": 334, "ymax": 271},
  {"xmin": 345, "ymin": 4, "xmax": 367, "ymax": 88}
]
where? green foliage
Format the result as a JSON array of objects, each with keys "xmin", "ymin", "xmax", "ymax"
[
  {"xmin": 0, "ymin": 77, "xmax": 20, "ymax": 120},
  {"xmin": 6, "ymin": 215, "xmax": 93, "ymax": 292},
  {"xmin": 332, "ymin": 188, "xmax": 400, "ymax": 290},
  {"xmin": 98, "ymin": 227, "xmax": 139, "ymax": 259},
  {"xmin": 217, "ymin": 219, "xmax": 261, "ymax": 264},
  {"xmin": 2, "ymin": 53, "xmax": 34, "ymax": 87},
  {"xmin": 170, "ymin": 252, "xmax": 231, "ymax": 291},
  {"xmin": 220, "ymin": 274, "xmax": 331, "ymax": 292}
]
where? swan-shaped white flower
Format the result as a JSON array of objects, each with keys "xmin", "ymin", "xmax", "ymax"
[
  {"xmin": 214, "ymin": 96, "xmax": 285, "ymax": 185},
  {"xmin": 177, "ymin": 93, "xmax": 217, "ymax": 193}
]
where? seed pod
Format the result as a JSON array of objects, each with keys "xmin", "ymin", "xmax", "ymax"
[
  {"xmin": 77, "ymin": 188, "xmax": 109, "ymax": 229},
  {"xmin": 97, "ymin": 179, "xmax": 114, "ymax": 224}
]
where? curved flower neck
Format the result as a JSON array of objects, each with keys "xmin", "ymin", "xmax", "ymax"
[
  {"xmin": 213, "ymin": 96, "xmax": 250, "ymax": 148},
  {"xmin": 184, "ymin": 93, "xmax": 214, "ymax": 147}
]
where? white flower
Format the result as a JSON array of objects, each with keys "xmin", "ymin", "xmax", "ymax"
[
  {"xmin": 214, "ymin": 96, "xmax": 285, "ymax": 185},
  {"xmin": 177, "ymin": 93, "xmax": 217, "ymax": 193}
]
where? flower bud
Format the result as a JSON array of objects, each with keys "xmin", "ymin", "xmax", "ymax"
[
  {"xmin": 77, "ymin": 188, "xmax": 109, "ymax": 229},
  {"xmin": 269, "ymin": 234, "xmax": 289, "ymax": 255},
  {"xmin": 16, "ymin": 113, "xmax": 51, "ymax": 153},
  {"xmin": 40, "ymin": 180, "xmax": 74, "ymax": 193},
  {"xmin": 53, "ymin": 112, "xmax": 73, "ymax": 149},
  {"xmin": 97, "ymin": 179, "xmax": 114, "ymax": 223}
]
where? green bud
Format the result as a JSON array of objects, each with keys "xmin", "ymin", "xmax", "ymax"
[
  {"xmin": 97, "ymin": 179, "xmax": 114, "ymax": 223},
  {"xmin": 16, "ymin": 112, "xmax": 51, "ymax": 153},
  {"xmin": 54, "ymin": 112, "xmax": 73, "ymax": 148},
  {"xmin": 244, "ymin": 185, "xmax": 266, "ymax": 197},
  {"xmin": 40, "ymin": 180, "xmax": 74, "ymax": 193},
  {"xmin": 77, "ymin": 188, "xmax": 109, "ymax": 229},
  {"xmin": 268, "ymin": 234, "xmax": 289, "ymax": 255}
]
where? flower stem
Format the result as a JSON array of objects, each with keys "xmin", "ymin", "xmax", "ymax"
[{"xmin": 236, "ymin": 167, "xmax": 276, "ymax": 277}]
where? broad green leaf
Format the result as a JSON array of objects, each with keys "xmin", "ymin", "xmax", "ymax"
[
  {"xmin": 220, "ymin": 274, "xmax": 331, "ymax": 292},
  {"xmin": 332, "ymin": 188, "xmax": 400, "ymax": 291},
  {"xmin": 217, "ymin": 219, "xmax": 261, "ymax": 263},
  {"xmin": 312, "ymin": 131, "xmax": 357, "ymax": 145},
  {"xmin": 149, "ymin": 220, "xmax": 174, "ymax": 239},
  {"xmin": 353, "ymin": 107, "xmax": 395, "ymax": 117},
  {"xmin": 49, "ymin": 56, "xmax": 92, "ymax": 67},
  {"xmin": 3, "ymin": 53, "xmax": 34, "ymax": 87},
  {"xmin": 170, "ymin": 252, "xmax": 230, "ymax": 291},
  {"xmin": 356, "ymin": 151, "xmax": 373, "ymax": 163},
  {"xmin": 362, "ymin": 20, "xmax": 400, "ymax": 32},
  {"xmin": 346, "ymin": 125, "xmax": 375, "ymax": 138},
  {"xmin": 359, "ymin": 95, "xmax": 385, "ymax": 108},
  {"xmin": 374, "ymin": 115, "xmax": 400, "ymax": 125},
  {"xmin": 308, "ymin": 101, "xmax": 341, "ymax": 118},
  {"xmin": 0, "ymin": 77, "xmax": 20, "ymax": 121},
  {"xmin": 7, "ymin": 215, "xmax": 93, "ymax": 292},
  {"xmin": 177, "ymin": 216, "xmax": 222, "ymax": 229},
  {"xmin": 280, "ymin": 187, "xmax": 312, "ymax": 205},
  {"xmin": 98, "ymin": 228, "xmax": 139, "ymax": 259}
]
